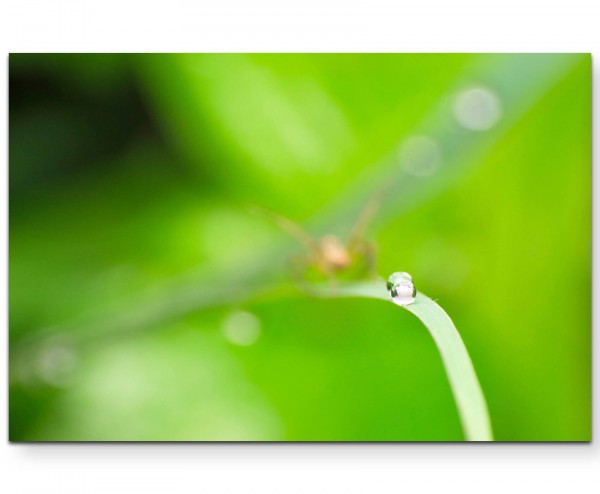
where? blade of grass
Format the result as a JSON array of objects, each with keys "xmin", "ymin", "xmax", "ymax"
[
  {"xmin": 16, "ymin": 269, "xmax": 492, "ymax": 440},
  {"xmin": 314, "ymin": 281, "xmax": 493, "ymax": 441}
]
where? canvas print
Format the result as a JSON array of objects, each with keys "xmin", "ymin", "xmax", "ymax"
[{"xmin": 9, "ymin": 54, "xmax": 591, "ymax": 441}]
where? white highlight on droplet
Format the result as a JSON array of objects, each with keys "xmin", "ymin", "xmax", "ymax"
[
  {"xmin": 391, "ymin": 281, "xmax": 416, "ymax": 306},
  {"xmin": 399, "ymin": 135, "xmax": 441, "ymax": 177},
  {"xmin": 387, "ymin": 272, "xmax": 416, "ymax": 306},
  {"xmin": 453, "ymin": 86, "xmax": 502, "ymax": 131},
  {"xmin": 221, "ymin": 310, "xmax": 262, "ymax": 346}
]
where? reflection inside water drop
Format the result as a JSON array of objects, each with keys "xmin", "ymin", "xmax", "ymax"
[{"xmin": 387, "ymin": 272, "xmax": 416, "ymax": 306}]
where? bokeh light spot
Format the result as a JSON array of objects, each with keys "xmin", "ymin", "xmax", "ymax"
[
  {"xmin": 221, "ymin": 310, "xmax": 262, "ymax": 346},
  {"xmin": 453, "ymin": 86, "xmax": 502, "ymax": 131},
  {"xmin": 36, "ymin": 340, "xmax": 79, "ymax": 388},
  {"xmin": 399, "ymin": 135, "xmax": 442, "ymax": 177}
]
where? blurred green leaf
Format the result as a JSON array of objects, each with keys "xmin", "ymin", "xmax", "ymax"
[{"xmin": 9, "ymin": 54, "xmax": 591, "ymax": 441}]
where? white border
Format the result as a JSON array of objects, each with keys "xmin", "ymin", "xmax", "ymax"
[{"xmin": 1, "ymin": 1, "xmax": 598, "ymax": 493}]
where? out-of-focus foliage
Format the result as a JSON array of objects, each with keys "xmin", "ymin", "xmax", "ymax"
[{"xmin": 9, "ymin": 54, "xmax": 590, "ymax": 441}]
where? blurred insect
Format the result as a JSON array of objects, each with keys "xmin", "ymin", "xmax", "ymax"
[{"xmin": 251, "ymin": 189, "xmax": 388, "ymax": 285}]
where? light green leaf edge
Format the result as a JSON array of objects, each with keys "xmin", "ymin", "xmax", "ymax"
[{"xmin": 313, "ymin": 281, "xmax": 493, "ymax": 441}]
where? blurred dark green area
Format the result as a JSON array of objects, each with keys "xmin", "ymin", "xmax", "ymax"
[{"xmin": 9, "ymin": 53, "xmax": 590, "ymax": 441}]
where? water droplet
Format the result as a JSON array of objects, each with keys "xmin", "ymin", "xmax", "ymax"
[{"xmin": 387, "ymin": 272, "xmax": 416, "ymax": 306}]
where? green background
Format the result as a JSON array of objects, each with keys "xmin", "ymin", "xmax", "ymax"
[{"xmin": 9, "ymin": 54, "xmax": 591, "ymax": 441}]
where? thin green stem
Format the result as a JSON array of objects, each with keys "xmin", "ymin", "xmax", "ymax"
[{"xmin": 314, "ymin": 281, "xmax": 493, "ymax": 441}]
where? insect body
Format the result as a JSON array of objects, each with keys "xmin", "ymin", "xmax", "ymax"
[
  {"xmin": 252, "ymin": 193, "xmax": 383, "ymax": 284},
  {"xmin": 289, "ymin": 232, "xmax": 375, "ymax": 284}
]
